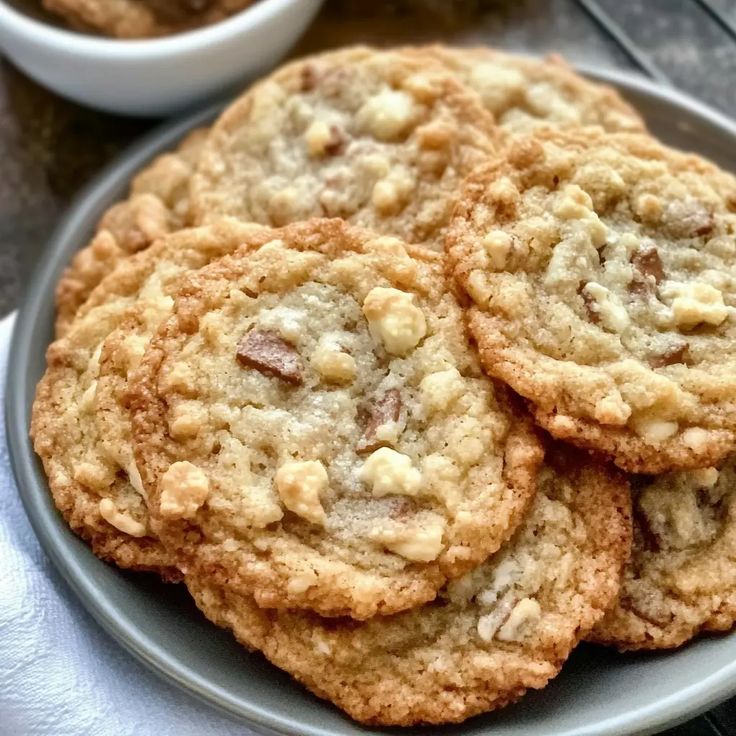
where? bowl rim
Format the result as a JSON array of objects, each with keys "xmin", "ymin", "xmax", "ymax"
[
  {"xmin": 7, "ymin": 64, "xmax": 736, "ymax": 736},
  {"xmin": 0, "ymin": 0, "xmax": 317, "ymax": 58}
]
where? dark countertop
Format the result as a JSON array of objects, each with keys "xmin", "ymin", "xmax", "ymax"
[{"xmin": 3, "ymin": 1, "xmax": 736, "ymax": 733}]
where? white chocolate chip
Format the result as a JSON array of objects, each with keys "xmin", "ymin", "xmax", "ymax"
[
  {"xmin": 359, "ymin": 447, "xmax": 422, "ymax": 497},
  {"xmin": 362, "ymin": 287, "xmax": 427, "ymax": 355},
  {"xmin": 304, "ymin": 120, "xmax": 332, "ymax": 157},
  {"xmin": 468, "ymin": 63, "xmax": 525, "ymax": 112},
  {"xmin": 419, "ymin": 368, "xmax": 466, "ymax": 414},
  {"xmin": 169, "ymin": 405, "xmax": 201, "ymax": 440},
  {"xmin": 682, "ymin": 427, "xmax": 711, "ymax": 454},
  {"xmin": 631, "ymin": 416, "xmax": 679, "ymax": 443},
  {"xmin": 374, "ymin": 520, "xmax": 445, "ymax": 562},
  {"xmin": 420, "ymin": 454, "xmax": 461, "ymax": 508},
  {"xmin": 275, "ymin": 460, "xmax": 328, "ymax": 525},
  {"xmin": 554, "ymin": 184, "xmax": 594, "ymax": 219},
  {"xmin": 661, "ymin": 282, "xmax": 729, "ymax": 329},
  {"xmin": 371, "ymin": 179, "xmax": 400, "ymax": 213},
  {"xmin": 691, "ymin": 467, "xmax": 719, "ymax": 488},
  {"xmin": 126, "ymin": 460, "xmax": 146, "ymax": 499},
  {"xmin": 98, "ymin": 498, "xmax": 146, "ymax": 538},
  {"xmin": 496, "ymin": 597, "xmax": 542, "ymax": 642},
  {"xmin": 593, "ymin": 393, "xmax": 632, "ymax": 426},
  {"xmin": 356, "ymin": 89, "xmax": 415, "ymax": 141},
  {"xmin": 482, "ymin": 230, "xmax": 513, "ymax": 269},
  {"xmin": 582, "ymin": 282, "xmax": 630, "ymax": 332},
  {"xmin": 258, "ymin": 306, "xmax": 306, "ymax": 343},
  {"xmin": 311, "ymin": 345, "xmax": 357, "ymax": 384},
  {"xmin": 466, "ymin": 270, "xmax": 492, "ymax": 305},
  {"xmin": 159, "ymin": 461, "xmax": 210, "ymax": 519},
  {"xmin": 286, "ymin": 569, "xmax": 319, "ymax": 595}
]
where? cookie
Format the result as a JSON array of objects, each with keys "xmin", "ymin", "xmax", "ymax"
[
  {"xmin": 189, "ymin": 46, "xmax": 500, "ymax": 250},
  {"xmin": 54, "ymin": 127, "xmax": 207, "ymax": 338},
  {"xmin": 448, "ymin": 128, "xmax": 736, "ymax": 473},
  {"xmin": 403, "ymin": 46, "xmax": 646, "ymax": 135},
  {"xmin": 187, "ymin": 446, "xmax": 631, "ymax": 726},
  {"xmin": 32, "ymin": 219, "xmax": 272, "ymax": 577},
  {"xmin": 591, "ymin": 460, "xmax": 736, "ymax": 650},
  {"xmin": 130, "ymin": 218, "xmax": 543, "ymax": 619},
  {"xmin": 42, "ymin": 0, "xmax": 255, "ymax": 38}
]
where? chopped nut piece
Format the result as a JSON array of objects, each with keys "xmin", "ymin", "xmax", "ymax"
[
  {"xmin": 477, "ymin": 597, "xmax": 516, "ymax": 642},
  {"xmin": 362, "ymin": 287, "xmax": 427, "ymax": 355},
  {"xmin": 359, "ymin": 447, "xmax": 422, "ymax": 497},
  {"xmin": 98, "ymin": 499, "xmax": 146, "ymax": 538},
  {"xmin": 159, "ymin": 461, "xmax": 209, "ymax": 519},
  {"xmin": 357, "ymin": 389, "xmax": 403, "ymax": 454},
  {"xmin": 275, "ymin": 460, "xmax": 328, "ymax": 525},
  {"xmin": 236, "ymin": 329, "xmax": 304, "ymax": 385},
  {"xmin": 631, "ymin": 245, "xmax": 665, "ymax": 284},
  {"xmin": 496, "ymin": 597, "xmax": 542, "ymax": 642}
]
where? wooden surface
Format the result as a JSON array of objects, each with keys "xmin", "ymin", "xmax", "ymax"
[{"xmin": 3, "ymin": 1, "xmax": 736, "ymax": 732}]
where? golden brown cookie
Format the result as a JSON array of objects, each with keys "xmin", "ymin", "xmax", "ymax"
[
  {"xmin": 591, "ymin": 460, "xmax": 736, "ymax": 650},
  {"xmin": 42, "ymin": 0, "xmax": 255, "ymax": 38},
  {"xmin": 131, "ymin": 218, "xmax": 543, "ymax": 619},
  {"xmin": 54, "ymin": 127, "xmax": 207, "ymax": 338},
  {"xmin": 448, "ymin": 129, "xmax": 736, "ymax": 473},
  {"xmin": 187, "ymin": 446, "xmax": 631, "ymax": 726},
  {"xmin": 403, "ymin": 45, "xmax": 646, "ymax": 135},
  {"xmin": 32, "ymin": 219, "xmax": 273, "ymax": 577},
  {"xmin": 189, "ymin": 46, "xmax": 500, "ymax": 249}
]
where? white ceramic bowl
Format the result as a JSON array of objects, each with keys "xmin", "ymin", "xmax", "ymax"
[{"xmin": 0, "ymin": 0, "xmax": 324, "ymax": 116}]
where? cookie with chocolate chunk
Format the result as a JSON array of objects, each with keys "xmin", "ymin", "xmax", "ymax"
[
  {"xmin": 43, "ymin": 0, "xmax": 255, "ymax": 39},
  {"xmin": 54, "ymin": 127, "xmax": 207, "ymax": 337},
  {"xmin": 32, "ymin": 219, "xmax": 272, "ymax": 577},
  {"xmin": 448, "ymin": 129, "xmax": 736, "ymax": 473},
  {"xmin": 190, "ymin": 46, "xmax": 500, "ymax": 249},
  {"xmin": 591, "ymin": 459, "xmax": 736, "ymax": 650},
  {"xmin": 403, "ymin": 46, "xmax": 646, "ymax": 135},
  {"xmin": 187, "ymin": 447, "xmax": 631, "ymax": 726},
  {"xmin": 130, "ymin": 218, "xmax": 543, "ymax": 619}
]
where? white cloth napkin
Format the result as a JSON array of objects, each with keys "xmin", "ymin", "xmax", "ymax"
[{"xmin": 0, "ymin": 313, "xmax": 255, "ymax": 736}]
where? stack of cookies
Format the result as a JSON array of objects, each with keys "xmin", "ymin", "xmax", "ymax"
[
  {"xmin": 31, "ymin": 45, "xmax": 736, "ymax": 726},
  {"xmin": 40, "ymin": 0, "xmax": 256, "ymax": 38}
]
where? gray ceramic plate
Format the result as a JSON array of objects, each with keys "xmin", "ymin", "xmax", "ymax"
[{"xmin": 7, "ymin": 68, "xmax": 736, "ymax": 736}]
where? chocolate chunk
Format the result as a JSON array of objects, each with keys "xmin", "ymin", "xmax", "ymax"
[
  {"xmin": 631, "ymin": 246, "xmax": 665, "ymax": 284},
  {"xmin": 666, "ymin": 198, "xmax": 714, "ymax": 238},
  {"xmin": 632, "ymin": 498, "xmax": 661, "ymax": 553},
  {"xmin": 236, "ymin": 330, "xmax": 304, "ymax": 385},
  {"xmin": 628, "ymin": 274, "xmax": 653, "ymax": 297},
  {"xmin": 324, "ymin": 125, "xmax": 346, "ymax": 156},
  {"xmin": 649, "ymin": 342, "xmax": 690, "ymax": 369},
  {"xmin": 356, "ymin": 389, "xmax": 402, "ymax": 454}
]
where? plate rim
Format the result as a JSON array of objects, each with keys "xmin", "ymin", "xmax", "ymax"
[{"xmin": 7, "ymin": 65, "xmax": 736, "ymax": 736}]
